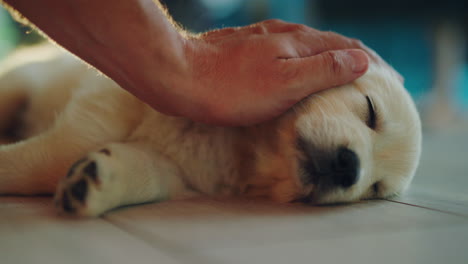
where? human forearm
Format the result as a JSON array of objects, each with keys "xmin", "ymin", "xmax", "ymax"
[{"xmin": 3, "ymin": 0, "xmax": 187, "ymax": 99}]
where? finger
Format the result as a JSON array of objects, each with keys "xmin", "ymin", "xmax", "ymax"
[
  {"xmin": 276, "ymin": 31, "xmax": 376, "ymax": 60},
  {"xmin": 280, "ymin": 49, "xmax": 369, "ymax": 97},
  {"xmin": 276, "ymin": 31, "xmax": 405, "ymax": 82}
]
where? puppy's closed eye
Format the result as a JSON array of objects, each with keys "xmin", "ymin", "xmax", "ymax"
[{"xmin": 365, "ymin": 96, "xmax": 377, "ymax": 130}]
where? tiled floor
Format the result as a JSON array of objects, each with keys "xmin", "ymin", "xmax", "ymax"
[{"xmin": 1, "ymin": 123, "xmax": 467, "ymax": 264}]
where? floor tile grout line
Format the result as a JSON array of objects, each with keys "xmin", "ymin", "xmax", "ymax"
[
  {"xmin": 385, "ymin": 199, "xmax": 468, "ymax": 218},
  {"xmin": 101, "ymin": 216, "xmax": 225, "ymax": 264}
]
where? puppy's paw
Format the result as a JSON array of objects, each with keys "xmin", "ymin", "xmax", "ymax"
[{"xmin": 54, "ymin": 149, "xmax": 118, "ymax": 217}]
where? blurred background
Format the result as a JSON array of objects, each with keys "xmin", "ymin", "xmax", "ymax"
[{"xmin": 1, "ymin": 0, "xmax": 467, "ymax": 131}]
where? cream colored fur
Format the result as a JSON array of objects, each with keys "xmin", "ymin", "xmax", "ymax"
[{"xmin": 0, "ymin": 44, "xmax": 422, "ymax": 216}]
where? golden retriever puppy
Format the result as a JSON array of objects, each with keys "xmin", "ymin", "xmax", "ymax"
[{"xmin": 0, "ymin": 45, "xmax": 422, "ymax": 216}]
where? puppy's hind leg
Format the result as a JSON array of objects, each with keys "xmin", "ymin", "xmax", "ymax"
[
  {"xmin": 55, "ymin": 142, "xmax": 191, "ymax": 217},
  {"xmin": 0, "ymin": 78, "xmax": 27, "ymax": 142},
  {"xmin": 0, "ymin": 82, "xmax": 145, "ymax": 195}
]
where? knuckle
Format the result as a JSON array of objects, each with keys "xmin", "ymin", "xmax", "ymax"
[
  {"xmin": 323, "ymin": 31, "xmax": 348, "ymax": 42},
  {"xmin": 263, "ymin": 19, "xmax": 285, "ymax": 25},
  {"xmin": 251, "ymin": 24, "xmax": 268, "ymax": 34},
  {"xmin": 261, "ymin": 19, "xmax": 288, "ymax": 31},
  {"xmin": 321, "ymin": 31, "xmax": 343, "ymax": 43},
  {"xmin": 262, "ymin": 20, "xmax": 312, "ymax": 33},
  {"xmin": 323, "ymin": 51, "xmax": 342, "ymax": 75},
  {"xmin": 286, "ymin": 23, "xmax": 310, "ymax": 32}
]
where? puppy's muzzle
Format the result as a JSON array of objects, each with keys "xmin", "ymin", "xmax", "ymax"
[{"xmin": 301, "ymin": 147, "xmax": 360, "ymax": 189}]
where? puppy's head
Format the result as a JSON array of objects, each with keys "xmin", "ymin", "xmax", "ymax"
[{"xmin": 241, "ymin": 64, "xmax": 422, "ymax": 204}]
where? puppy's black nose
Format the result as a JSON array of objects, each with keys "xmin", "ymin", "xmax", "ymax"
[
  {"xmin": 298, "ymin": 139, "xmax": 361, "ymax": 189},
  {"xmin": 330, "ymin": 147, "xmax": 360, "ymax": 188}
]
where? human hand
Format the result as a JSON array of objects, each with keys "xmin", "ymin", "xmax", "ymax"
[{"xmin": 158, "ymin": 20, "xmax": 375, "ymax": 126}]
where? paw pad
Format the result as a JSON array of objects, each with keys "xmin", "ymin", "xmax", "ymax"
[
  {"xmin": 62, "ymin": 193, "xmax": 74, "ymax": 213},
  {"xmin": 83, "ymin": 161, "xmax": 98, "ymax": 183},
  {"xmin": 55, "ymin": 158, "xmax": 102, "ymax": 215},
  {"xmin": 70, "ymin": 179, "xmax": 88, "ymax": 202}
]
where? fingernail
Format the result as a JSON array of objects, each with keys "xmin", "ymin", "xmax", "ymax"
[{"xmin": 342, "ymin": 49, "xmax": 368, "ymax": 73}]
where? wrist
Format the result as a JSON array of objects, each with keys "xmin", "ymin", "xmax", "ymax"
[
  {"xmin": 118, "ymin": 22, "xmax": 189, "ymax": 100},
  {"xmin": 147, "ymin": 36, "xmax": 222, "ymax": 121}
]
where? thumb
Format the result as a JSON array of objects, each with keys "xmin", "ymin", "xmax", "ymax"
[{"xmin": 288, "ymin": 49, "xmax": 369, "ymax": 96}]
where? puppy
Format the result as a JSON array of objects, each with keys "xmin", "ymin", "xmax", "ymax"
[{"xmin": 0, "ymin": 44, "xmax": 422, "ymax": 216}]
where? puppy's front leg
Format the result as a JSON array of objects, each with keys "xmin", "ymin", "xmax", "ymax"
[{"xmin": 54, "ymin": 142, "xmax": 192, "ymax": 217}]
